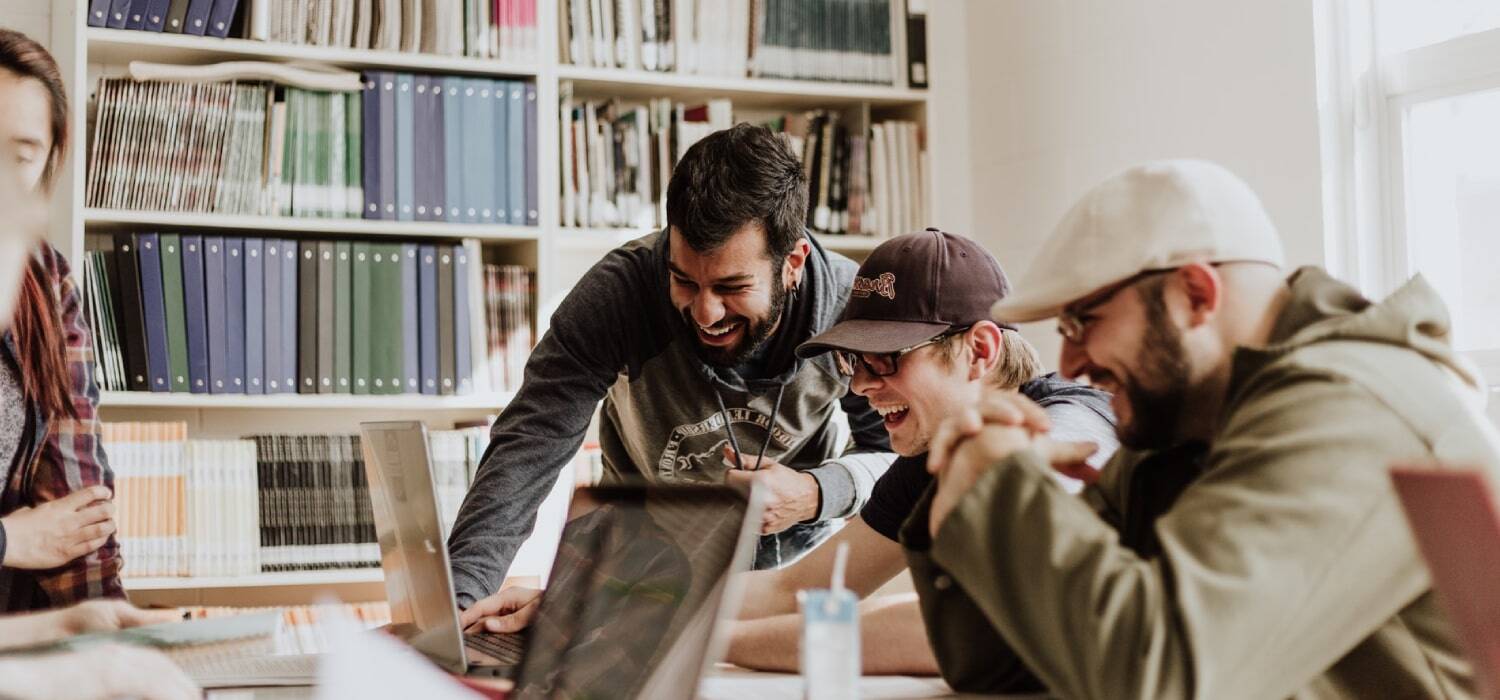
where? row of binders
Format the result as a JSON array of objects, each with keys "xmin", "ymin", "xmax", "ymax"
[
  {"xmin": 560, "ymin": 0, "xmax": 924, "ymax": 86},
  {"xmin": 88, "ymin": 0, "xmax": 540, "ymax": 63},
  {"xmin": 104, "ymin": 423, "xmax": 493, "ymax": 578},
  {"xmin": 85, "ymin": 74, "xmax": 539, "ymax": 225},
  {"xmin": 80, "ymin": 232, "xmax": 536, "ymax": 396}
]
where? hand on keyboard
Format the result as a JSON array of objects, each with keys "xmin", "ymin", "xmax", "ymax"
[{"xmin": 461, "ymin": 587, "xmax": 542, "ymax": 634}]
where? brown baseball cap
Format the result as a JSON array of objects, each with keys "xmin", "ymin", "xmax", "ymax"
[{"xmin": 797, "ymin": 228, "xmax": 1014, "ymax": 358}]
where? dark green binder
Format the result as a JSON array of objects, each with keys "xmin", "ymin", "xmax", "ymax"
[
  {"xmin": 334, "ymin": 241, "xmax": 352, "ymax": 393},
  {"xmin": 351, "ymin": 242, "xmax": 372, "ymax": 395},
  {"xmin": 369, "ymin": 243, "xmax": 404, "ymax": 395},
  {"xmin": 159, "ymin": 234, "xmax": 191, "ymax": 392}
]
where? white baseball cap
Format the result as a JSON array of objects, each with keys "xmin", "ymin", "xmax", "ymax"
[{"xmin": 990, "ymin": 159, "xmax": 1285, "ymax": 323}]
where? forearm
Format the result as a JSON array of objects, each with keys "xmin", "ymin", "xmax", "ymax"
[
  {"xmin": 735, "ymin": 569, "xmax": 799, "ymax": 619},
  {"xmin": 807, "ymin": 452, "xmax": 896, "ymax": 520},
  {"xmin": 726, "ymin": 595, "xmax": 939, "ymax": 676},
  {"xmin": 0, "ymin": 609, "xmax": 70, "ymax": 650}
]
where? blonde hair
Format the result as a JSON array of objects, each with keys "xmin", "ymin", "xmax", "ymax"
[{"xmin": 941, "ymin": 327, "xmax": 1045, "ymax": 390}]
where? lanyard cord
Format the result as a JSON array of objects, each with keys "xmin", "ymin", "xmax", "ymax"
[{"xmin": 712, "ymin": 375, "xmax": 791, "ymax": 471}]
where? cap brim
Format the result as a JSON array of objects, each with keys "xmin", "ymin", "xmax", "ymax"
[
  {"xmin": 990, "ymin": 291, "xmax": 1073, "ymax": 325},
  {"xmin": 796, "ymin": 318, "xmax": 953, "ymax": 358}
]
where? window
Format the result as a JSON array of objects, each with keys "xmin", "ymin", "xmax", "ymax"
[{"xmin": 1320, "ymin": 0, "xmax": 1500, "ymax": 392}]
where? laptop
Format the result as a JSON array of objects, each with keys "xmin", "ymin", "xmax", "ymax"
[
  {"xmin": 1390, "ymin": 465, "xmax": 1500, "ymax": 699},
  {"xmin": 360, "ymin": 420, "xmax": 764, "ymax": 697}
]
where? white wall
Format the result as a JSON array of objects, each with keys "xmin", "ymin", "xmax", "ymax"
[
  {"xmin": 1, "ymin": 0, "xmax": 50, "ymax": 43},
  {"xmin": 960, "ymin": 0, "xmax": 1326, "ymax": 364}
]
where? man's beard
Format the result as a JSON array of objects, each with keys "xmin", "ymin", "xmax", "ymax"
[
  {"xmin": 1116, "ymin": 291, "xmax": 1192, "ymax": 450},
  {"xmin": 682, "ymin": 279, "xmax": 790, "ymax": 368}
]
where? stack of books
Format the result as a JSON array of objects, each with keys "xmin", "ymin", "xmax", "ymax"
[
  {"xmin": 87, "ymin": 0, "xmax": 540, "ymax": 63},
  {"xmin": 81, "ymin": 235, "xmax": 535, "ymax": 397},
  {"xmin": 84, "ymin": 74, "xmax": 538, "ymax": 226},
  {"xmin": 559, "ymin": 0, "xmax": 915, "ymax": 85},
  {"xmin": 105, "ymin": 422, "xmax": 496, "ymax": 578}
]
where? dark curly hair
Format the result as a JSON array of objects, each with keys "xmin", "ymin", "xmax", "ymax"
[{"xmin": 665, "ymin": 123, "xmax": 808, "ymax": 261}]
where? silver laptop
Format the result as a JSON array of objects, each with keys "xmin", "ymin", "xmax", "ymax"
[{"xmin": 360, "ymin": 420, "xmax": 763, "ymax": 697}]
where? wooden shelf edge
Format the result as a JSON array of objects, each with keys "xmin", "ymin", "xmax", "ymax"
[
  {"xmin": 83, "ymin": 209, "xmax": 543, "ymax": 242},
  {"xmin": 124, "ymin": 568, "xmax": 385, "ymax": 591},
  {"xmin": 99, "ymin": 390, "xmax": 514, "ymax": 410},
  {"xmin": 556, "ymin": 65, "xmax": 930, "ymax": 105}
]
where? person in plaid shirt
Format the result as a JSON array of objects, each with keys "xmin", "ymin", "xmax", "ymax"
[{"xmin": 0, "ymin": 27, "xmax": 121, "ymax": 612}]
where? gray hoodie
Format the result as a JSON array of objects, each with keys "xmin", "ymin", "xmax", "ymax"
[{"xmin": 448, "ymin": 230, "xmax": 893, "ymax": 606}]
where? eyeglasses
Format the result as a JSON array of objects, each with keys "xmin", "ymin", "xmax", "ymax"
[
  {"xmin": 1056, "ymin": 269, "xmax": 1175, "ymax": 344},
  {"xmin": 834, "ymin": 327, "xmax": 970, "ymax": 378}
]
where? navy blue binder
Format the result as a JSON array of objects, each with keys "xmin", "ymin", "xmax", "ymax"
[
  {"xmin": 453, "ymin": 244, "xmax": 472, "ymax": 394},
  {"xmin": 205, "ymin": 0, "xmax": 240, "ymax": 37},
  {"xmin": 263, "ymin": 239, "xmax": 282, "ymax": 393},
  {"xmin": 180, "ymin": 235, "xmax": 210, "ymax": 394},
  {"xmin": 506, "ymin": 81, "xmax": 525, "ymax": 227},
  {"xmin": 124, "ymin": 0, "xmax": 147, "ymax": 29},
  {"xmin": 225, "ymin": 238, "xmax": 246, "ymax": 393},
  {"xmin": 244, "ymin": 238, "xmax": 264, "ymax": 395},
  {"xmin": 524, "ymin": 82, "xmax": 538, "ymax": 226},
  {"xmin": 395, "ymin": 73, "xmax": 414, "ymax": 222},
  {"xmin": 133, "ymin": 233, "xmax": 171, "ymax": 392},
  {"xmin": 401, "ymin": 244, "xmax": 419, "ymax": 393},
  {"xmin": 361, "ymin": 75, "xmax": 381, "ymax": 220},
  {"xmin": 141, "ymin": 0, "xmax": 172, "ymax": 31},
  {"xmin": 280, "ymin": 239, "xmax": 298, "ymax": 394},
  {"xmin": 105, "ymin": 0, "xmax": 133, "ymax": 29},
  {"xmin": 203, "ymin": 237, "xmax": 229, "ymax": 394},
  {"xmin": 88, "ymin": 0, "xmax": 112, "ymax": 28},
  {"xmin": 183, "ymin": 0, "xmax": 214, "ymax": 35},
  {"xmin": 418, "ymin": 245, "xmax": 438, "ymax": 395}
]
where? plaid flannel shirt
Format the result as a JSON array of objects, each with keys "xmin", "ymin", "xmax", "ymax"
[{"xmin": 0, "ymin": 243, "xmax": 124, "ymax": 611}]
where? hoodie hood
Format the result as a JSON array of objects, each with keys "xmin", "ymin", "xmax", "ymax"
[{"xmin": 1232, "ymin": 266, "xmax": 1487, "ymax": 404}]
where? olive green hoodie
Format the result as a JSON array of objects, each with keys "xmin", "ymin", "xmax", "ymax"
[{"xmin": 902, "ymin": 267, "xmax": 1500, "ymax": 699}]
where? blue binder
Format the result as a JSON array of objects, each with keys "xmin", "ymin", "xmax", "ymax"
[
  {"xmin": 462, "ymin": 78, "xmax": 491, "ymax": 224},
  {"xmin": 412, "ymin": 76, "xmax": 436, "ymax": 222},
  {"xmin": 506, "ymin": 81, "xmax": 526, "ymax": 227},
  {"xmin": 263, "ymin": 239, "xmax": 282, "ymax": 393},
  {"xmin": 88, "ymin": 0, "xmax": 112, "ymax": 28},
  {"xmin": 524, "ymin": 82, "xmax": 539, "ymax": 226},
  {"xmin": 361, "ymin": 75, "xmax": 381, "ymax": 219},
  {"xmin": 203, "ymin": 237, "xmax": 229, "ymax": 394},
  {"xmin": 280, "ymin": 239, "xmax": 298, "ymax": 394},
  {"xmin": 205, "ymin": 0, "xmax": 240, "ymax": 37},
  {"xmin": 418, "ymin": 245, "xmax": 439, "ymax": 395},
  {"xmin": 180, "ymin": 235, "xmax": 210, "ymax": 394},
  {"xmin": 489, "ymin": 81, "xmax": 507, "ymax": 224},
  {"xmin": 105, "ymin": 0, "xmax": 132, "ymax": 29},
  {"xmin": 125, "ymin": 0, "xmax": 147, "ymax": 29},
  {"xmin": 442, "ymin": 78, "xmax": 463, "ymax": 225},
  {"xmin": 401, "ymin": 244, "xmax": 419, "ymax": 393},
  {"xmin": 395, "ymin": 73, "xmax": 415, "ymax": 221},
  {"xmin": 225, "ymin": 237, "xmax": 246, "ymax": 393},
  {"xmin": 135, "ymin": 233, "xmax": 172, "ymax": 392},
  {"xmin": 141, "ymin": 0, "xmax": 172, "ymax": 31},
  {"xmin": 430, "ymin": 81, "xmax": 447, "ymax": 222},
  {"xmin": 378, "ymin": 73, "xmax": 397, "ymax": 220},
  {"xmin": 183, "ymin": 0, "xmax": 214, "ymax": 35},
  {"xmin": 453, "ymin": 244, "xmax": 472, "ymax": 394},
  {"xmin": 244, "ymin": 238, "xmax": 265, "ymax": 395}
]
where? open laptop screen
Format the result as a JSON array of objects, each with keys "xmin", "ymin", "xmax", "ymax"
[{"xmin": 512, "ymin": 484, "xmax": 753, "ymax": 700}]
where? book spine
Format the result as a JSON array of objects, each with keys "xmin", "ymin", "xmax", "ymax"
[
  {"xmin": 316, "ymin": 241, "xmax": 336, "ymax": 393},
  {"xmin": 334, "ymin": 241, "xmax": 353, "ymax": 393},
  {"xmin": 401, "ymin": 244, "xmax": 419, "ymax": 393},
  {"xmin": 225, "ymin": 237, "xmax": 247, "ymax": 393},
  {"xmin": 418, "ymin": 245, "xmax": 439, "ymax": 395},
  {"xmin": 203, "ymin": 237, "xmax": 229, "ymax": 393},
  {"xmin": 180, "ymin": 236, "xmax": 210, "ymax": 394},
  {"xmin": 244, "ymin": 239, "xmax": 265, "ymax": 394},
  {"xmin": 297, "ymin": 241, "xmax": 318, "ymax": 393}
]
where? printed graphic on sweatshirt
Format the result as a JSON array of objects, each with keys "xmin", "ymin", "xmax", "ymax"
[{"xmin": 657, "ymin": 408, "xmax": 797, "ymax": 482}]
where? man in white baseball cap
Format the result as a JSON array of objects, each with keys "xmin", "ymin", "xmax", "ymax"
[{"xmin": 899, "ymin": 159, "xmax": 1500, "ymax": 697}]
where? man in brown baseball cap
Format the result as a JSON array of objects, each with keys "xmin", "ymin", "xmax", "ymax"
[{"xmin": 722, "ymin": 228, "xmax": 1117, "ymax": 675}]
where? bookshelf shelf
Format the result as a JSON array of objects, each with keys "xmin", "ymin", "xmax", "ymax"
[
  {"xmin": 83, "ymin": 209, "xmax": 543, "ymax": 242},
  {"xmin": 86, "ymin": 28, "xmax": 539, "ymax": 78},
  {"xmin": 555, "ymin": 65, "xmax": 929, "ymax": 108},
  {"xmin": 124, "ymin": 568, "xmax": 385, "ymax": 591},
  {"xmin": 100, "ymin": 390, "xmax": 513, "ymax": 410}
]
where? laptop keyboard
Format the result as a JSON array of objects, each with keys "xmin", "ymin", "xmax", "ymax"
[{"xmin": 465, "ymin": 632, "xmax": 525, "ymax": 665}]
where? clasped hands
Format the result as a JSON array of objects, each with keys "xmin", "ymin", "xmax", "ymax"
[{"xmin": 926, "ymin": 390, "xmax": 1100, "ymax": 538}]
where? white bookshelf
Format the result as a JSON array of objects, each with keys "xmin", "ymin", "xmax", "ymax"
[{"xmin": 47, "ymin": 1, "xmax": 931, "ymax": 604}]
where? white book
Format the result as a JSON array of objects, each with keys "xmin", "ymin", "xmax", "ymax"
[{"xmin": 560, "ymin": 84, "xmax": 577, "ymax": 228}]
